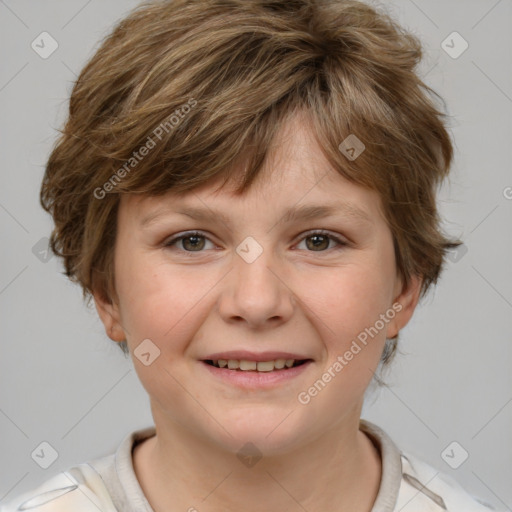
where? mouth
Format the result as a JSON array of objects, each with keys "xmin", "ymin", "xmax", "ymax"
[
  {"xmin": 202, "ymin": 358, "xmax": 312, "ymax": 372},
  {"xmin": 199, "ymin": 355, "xmax": 314, "ymax": 388},
  {"xmin": 199, "ymin": 350, "xmax": 314, "ymax": 388}
]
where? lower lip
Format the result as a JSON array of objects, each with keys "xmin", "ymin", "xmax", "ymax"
[{"xmin": 200, "ymin": 360, "xmax": 313, "ymax": 388}]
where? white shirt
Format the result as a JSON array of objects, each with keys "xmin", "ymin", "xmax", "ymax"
[{"xmin": 0, "ymin": 420, "xmax": 501, "ymax": 511}]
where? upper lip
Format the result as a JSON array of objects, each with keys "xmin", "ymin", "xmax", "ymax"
[{"xmin": 202, "ymin": 350, "xmax": 312, "ymax": 361}]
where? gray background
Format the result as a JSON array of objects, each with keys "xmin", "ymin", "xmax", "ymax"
[{"xmin": 1, "ymin": 0, "xmax": 511, "ymax": 509}]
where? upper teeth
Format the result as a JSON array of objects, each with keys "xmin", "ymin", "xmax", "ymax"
[{"xmin": 212, "ymin": 359, "xmax": 297, "ymax": 371}]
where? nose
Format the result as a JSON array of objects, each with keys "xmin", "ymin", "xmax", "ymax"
[{"xmin": 217, "ymin": 244, "xmax": 295, "ymax": 329}]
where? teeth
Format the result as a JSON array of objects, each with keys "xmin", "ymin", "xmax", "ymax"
[
  {"xmin": 210, "ymin": 358, "xmax": 305, "ymax": 371},
  {"xmin": 239, "ymin": 360, "xmax": 257, "ymax": 370},
  {"xmin": 256, "ymin": 361, "xmax": 274, "ymax": 372}
]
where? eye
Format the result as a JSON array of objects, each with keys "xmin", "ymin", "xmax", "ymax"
[
  {"xmin": 163, "ymin": 229, "xmax": 348, "ymax": 255},
  {"xmin": 295, "ymin": 230, "xmax": 348, "ymax": 252},
  {"xmin": 164, "ymin": 231, "xmax": 215, "ymax": 253}
]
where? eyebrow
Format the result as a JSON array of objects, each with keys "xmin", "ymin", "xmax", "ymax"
[{"xmin": 140, "ymin": 202, "xmax": 372, "ymax": 228}]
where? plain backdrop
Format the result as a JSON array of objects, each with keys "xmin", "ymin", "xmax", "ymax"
[{"xmin": 1, "ymin": 0, "xmax": 511, "ymax": 509}]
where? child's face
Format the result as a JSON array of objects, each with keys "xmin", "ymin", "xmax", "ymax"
[{"xmin": 95, "ymin": 113, "xmax": 421, "ymax": 454}]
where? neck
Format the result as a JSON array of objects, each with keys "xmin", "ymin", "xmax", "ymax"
[{"xmin": 134, "ymin": 409, "xmax": 382, "ymax": 512}]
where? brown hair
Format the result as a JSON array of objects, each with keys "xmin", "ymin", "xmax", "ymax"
[{"xmin": 40, "ymin": 0, "xmax": 462, "ymax": 363}]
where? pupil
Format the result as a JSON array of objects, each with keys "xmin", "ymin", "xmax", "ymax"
[
  {"xmin": 307, "ymin": 235, "xmax": 328, "ymax": 251},
  {"xmin": 184, "ymin": 235, "xmax": 204, "ymax": 251}
]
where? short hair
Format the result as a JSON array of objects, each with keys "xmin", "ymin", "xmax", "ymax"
[{"xmin": 40, "ymin": 0, "xmax": 462, "ymax": 365}]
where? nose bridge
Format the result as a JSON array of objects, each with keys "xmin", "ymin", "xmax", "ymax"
[
  {"xmin": 235, "ymin": 237, "xmax": 276, "ymax": 289},
  {"xmin": 218, "ymin": 235, "xmax": 294, "ymax": 327}
]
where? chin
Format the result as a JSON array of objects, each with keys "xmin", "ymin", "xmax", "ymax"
[{"xmin": 208, "ymin": 409, "xmax": 309, "ymax": 457}]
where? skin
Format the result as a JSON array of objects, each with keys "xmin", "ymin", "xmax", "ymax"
[{"xmin": 94, "ymin": 111, "xmax": 422, "ymax": 512}]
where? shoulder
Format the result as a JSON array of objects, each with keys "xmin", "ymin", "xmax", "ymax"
[
  {"xmin": 398, "ymin": 451, "xmax": 502, "ymax": 511},
  {"xmin": 0, "ymin": 462, "xmax": 118, "ymax": 512},
  {"xmin": 359, "ymin": 419, "xmax": 503, "ymax": 512}
]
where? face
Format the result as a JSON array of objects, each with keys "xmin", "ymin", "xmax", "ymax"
[{"xmin": 95, "ymin": 113, "xmax": 421, "ymax": 455}]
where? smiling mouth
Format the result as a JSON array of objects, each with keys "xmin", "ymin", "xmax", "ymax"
[{"xmin": 203, "ymin": 359, "xmax": 311, "ymax": 372}]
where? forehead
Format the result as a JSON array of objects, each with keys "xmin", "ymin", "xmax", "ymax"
[{"xmin": 120, "ymin": 112, "xmax": 385, "ymax": 224}]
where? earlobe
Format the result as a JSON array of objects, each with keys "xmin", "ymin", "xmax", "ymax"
[
  {"xmin": 92, "ymin": 290, "xmax": 126, "ymax": 342},
  {"xmin": 386, "ymin": 274, "xmax": 423, "ymax": 339}
]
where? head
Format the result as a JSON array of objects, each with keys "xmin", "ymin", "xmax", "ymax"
[{"xmin": 41, "ymin": 0, "xmax": 461, "ymax": 451}]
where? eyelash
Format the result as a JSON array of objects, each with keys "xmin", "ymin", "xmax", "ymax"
[{"xmin": 163, "ymin": 230, "xmax": 348, "ymax": 256}]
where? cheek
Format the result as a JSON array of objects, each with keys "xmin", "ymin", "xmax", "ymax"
[
  {"xmin": 300, "ymin": 267, "xmax": 393, "ymax": 410},
  {"xmin": 314, "ymin": 261, "xmax": 394, "ymax": 339},
  {"xmin": 115, "ymin": 253, "xmax": 213, "ymax": 350},
  {"xmin": 303, "ymin": 257, "xmax": 396, "ymax": 398}
]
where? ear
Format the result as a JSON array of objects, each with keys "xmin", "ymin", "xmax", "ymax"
[
  {"xmin": 92, "ymin": 287, "xmax": 127, "ymax": 343},
  {"xmin": 386, "ymin": 274, "xmax": 423, "ymax": 339}
]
